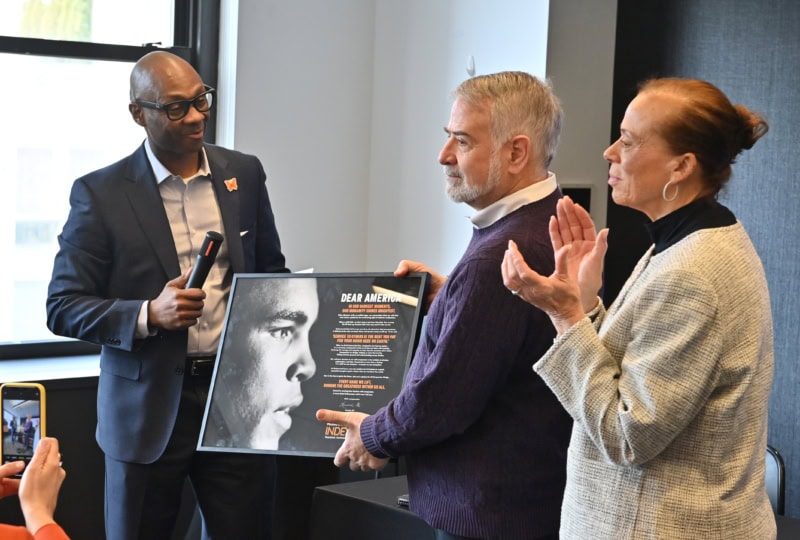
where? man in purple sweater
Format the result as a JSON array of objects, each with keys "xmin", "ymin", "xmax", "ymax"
[{"xmin": 317, "ymin": 72, "xmax": 571, "ymax": 540}]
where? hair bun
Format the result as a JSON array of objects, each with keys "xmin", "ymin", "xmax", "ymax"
[{"xmin": 734, "ymin": 105, "xmax": 769, "ymax": 151}]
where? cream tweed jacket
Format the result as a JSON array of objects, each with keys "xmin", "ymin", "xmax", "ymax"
[{"xmin": 535, "ymin": 222, "xmax": 775, "ymax": 540}]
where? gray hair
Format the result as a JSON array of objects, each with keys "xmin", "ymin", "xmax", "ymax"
[{"xmin": 454, "ymin": 71, "xmax": 563, "ymax": 167}]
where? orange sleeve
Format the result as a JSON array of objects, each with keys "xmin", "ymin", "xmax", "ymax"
[
  {"xmin": 0, "ymin": 523, "xmax": 34, "ymax": 540},
  {"xmin": 33, "ymin": 523, "xmax": 70, "ymax": 540},
  {"xmin": 0, "ymin": 523, "xmax": 70, "ymax": 540}
]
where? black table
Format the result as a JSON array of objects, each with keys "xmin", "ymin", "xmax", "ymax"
[
  {"xmin": 309, "ymin": 474, "xmax": 800, "ymax": 540},
  {"xmin": 309, "ymin": 475, "xmax": 435, "ymax": 540}
]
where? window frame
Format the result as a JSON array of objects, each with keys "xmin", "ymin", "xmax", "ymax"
[{"xmin": 0, "ymin": 0, "xmax": 220, "ymax": 359}]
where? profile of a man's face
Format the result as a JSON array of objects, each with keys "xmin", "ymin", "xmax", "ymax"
[{"xmin": 211, "ymin": 277, "xmax": 319, "ymax": 450}]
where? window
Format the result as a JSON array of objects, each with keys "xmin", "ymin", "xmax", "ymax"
[
  {"xmin": 0, "ymin": 0, "xmax": 174, "ymax": 46},
  {"xmin": 0, "ymin": 0, "xmax": 218, "ymax": 357}
]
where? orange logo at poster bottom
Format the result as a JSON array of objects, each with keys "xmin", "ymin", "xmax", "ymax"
[{"xmin": 325, "ymin": 425, "xmax": 347, "ymax": 437}]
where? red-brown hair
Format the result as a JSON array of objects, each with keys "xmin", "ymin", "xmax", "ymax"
[{"xmin": 638, "ymin": 78, "xmax": 768, "ymax": 194}]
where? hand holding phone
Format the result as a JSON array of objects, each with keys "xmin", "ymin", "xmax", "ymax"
[
  {"xmin": 18, "ymin": 437, "xmax": 65, "ymax": 534},
  {"xmin": 1, "ymin": 383, "xmax": 46, "ymax": 479}
]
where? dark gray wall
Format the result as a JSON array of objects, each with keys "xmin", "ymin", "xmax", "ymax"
[{"xmin": 608, "ymin": 0, "xmax": 800, "ymax": 519}]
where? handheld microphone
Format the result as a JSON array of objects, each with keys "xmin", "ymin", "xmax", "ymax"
[{"xmin": 185, "ymin": 231, "xmax": 224, "ymax": 289}]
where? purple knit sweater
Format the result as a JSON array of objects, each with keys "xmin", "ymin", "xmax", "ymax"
[{"xmin": 361, "ymin": 191, "xmax": 571, "ymax": 539}]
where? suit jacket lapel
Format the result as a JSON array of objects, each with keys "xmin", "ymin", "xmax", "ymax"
[
  {"xmin": 206, "ymin": 146, "xmax": 245, "ymax": 273},
  {"xmin": 123, "ymin": 144, "xmax": 182, "ymax": 279}
]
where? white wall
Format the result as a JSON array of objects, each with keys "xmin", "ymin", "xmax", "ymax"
[
  {"xmin": 546, "ymin": 0, "xmax": 617, "ymax": 227},
  {"xmin": 231, "ymin": 0, "xmax": 376, "ymax": 272},
  {"xmin": 230, "ymin": 0, "xmax": 616, "ymax": 274}
]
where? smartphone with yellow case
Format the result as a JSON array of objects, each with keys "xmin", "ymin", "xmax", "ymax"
[{"xmin": 1, "ymin": 382, "xmax": 46, "ymax": 478}]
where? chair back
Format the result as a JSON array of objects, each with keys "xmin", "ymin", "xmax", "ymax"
[{"xmin": 766, "ymin": 444, "xmax": 786, "ymax": 515}]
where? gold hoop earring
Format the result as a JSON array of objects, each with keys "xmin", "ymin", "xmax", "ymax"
[{"xmin": 662, "ymin": 180, "xmax": 679, "ymax": 202}]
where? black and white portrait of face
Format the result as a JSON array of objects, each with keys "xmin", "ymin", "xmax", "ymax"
[
  {"xmin": 205, "ymin": 277, "xmax": 319, "ymax": 450},
  {"xmin": 201, "ymin": 273, "xmax": 429, "ymax": 457}
]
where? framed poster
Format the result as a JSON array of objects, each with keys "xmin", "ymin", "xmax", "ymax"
[{"xmin": 198, "ymin": 272, "xmax": 429, "ymax": 457}]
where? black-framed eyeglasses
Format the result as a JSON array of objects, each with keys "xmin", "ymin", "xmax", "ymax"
[{"xmin": 134, "ymin": 85, "xmax": 215, "ymax": 121}]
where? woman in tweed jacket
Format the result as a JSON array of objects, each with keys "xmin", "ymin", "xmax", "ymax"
[{"xmin": 502, "ymin": 78, "xmax": 775, "ymax": 539}]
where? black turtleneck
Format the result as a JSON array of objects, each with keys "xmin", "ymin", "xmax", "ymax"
[{"xmin": 645, "ymin": 197, "xmax": 737, "ymax": 254}]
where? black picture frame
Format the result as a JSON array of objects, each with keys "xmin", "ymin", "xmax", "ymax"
[{"xmin": 198, "ymin": 272, "xmax": 429, "ymax": 457}]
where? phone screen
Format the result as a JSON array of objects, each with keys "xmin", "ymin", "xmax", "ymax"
[{"xmin": 2, "ymin": 384, "xmax": 45, "ymax": 477}]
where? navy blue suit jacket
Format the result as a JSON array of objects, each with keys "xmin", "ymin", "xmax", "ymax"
[{"xmin": 46, "ymin": 142, "xmax": 287, "ymax": 464}]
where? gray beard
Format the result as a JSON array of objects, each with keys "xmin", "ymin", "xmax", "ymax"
[
  {"xmin": 446, "ymin": 181, "xmax": 485, "ymax": 204},
  {"xmin": 444, "ymin": 157, "xmax": 501, "ymax": 204}
]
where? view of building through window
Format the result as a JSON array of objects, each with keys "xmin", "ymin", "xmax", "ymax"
[
  {"xmin": 1, "ymin": 0, "xmax": 173, "ymax": 46},
  {"xmin": 0, "ymin": 0, "xmax": 174, "ymax": 344}
]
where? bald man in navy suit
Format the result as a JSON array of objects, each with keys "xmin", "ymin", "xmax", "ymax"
[{"xmin": 46, "ymin": 51, "xmax": 287, "ymax": 540}]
